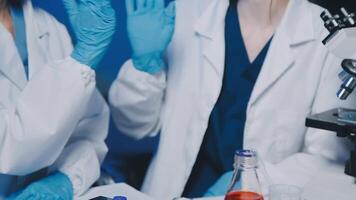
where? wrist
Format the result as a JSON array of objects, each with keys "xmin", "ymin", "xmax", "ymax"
[
  {"xmin": 132, "ymin": 52, "xmax": 165, "ymax": 74},
  {"xmin": 71, "ymin": 50, "xmax": 91, "ymax": 67},
  {"xmin": 71, "ymin": 44, "xmax": 105, "ymax": 69}
]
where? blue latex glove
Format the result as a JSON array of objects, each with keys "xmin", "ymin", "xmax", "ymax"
[
  {"xmin": 204, "ymin": 171, "xmax": 235, "ymax": 197},
  {"xmin": 63, "ymin": 0, "xmax": 116, "ymax": 69},
  {"xmin": 126, "ymin": 0, "xmax": 176, "ymax": 74},
  {"xmin": 6, "ymin": 172, "xmax": 73, "ymax": 200}
]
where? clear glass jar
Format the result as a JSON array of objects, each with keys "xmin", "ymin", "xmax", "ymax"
[{"xmin": 225, "ymin": 150, "xmax": 264, "ymax": 200}]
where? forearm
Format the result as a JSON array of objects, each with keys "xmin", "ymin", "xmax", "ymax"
[
  {"xmin": 52, "ymin": 94, "xmax": 109, "ymax": 196},
  {"xmin": 0, "ymin": 58, "xmax": 96, "ymax": 175},
  {"xmin": 263, "ymin": 152, "xmax": 331, "ymax": 186},
  {"xmin": 52, "ymin": 141, "xmax": 101, "ymax": 196},
  {"xmin": 109, "ymin": 60, "xmax": 166, "ymax": 139}
]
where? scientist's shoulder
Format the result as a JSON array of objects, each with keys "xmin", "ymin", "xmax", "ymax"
[
  {"xmin": 31, "ymin": 6, "xmax": 69, "ymax": 37},
  {"xmin": 175, "ymin": 0, "xmax": 216, "ymax": 22}
]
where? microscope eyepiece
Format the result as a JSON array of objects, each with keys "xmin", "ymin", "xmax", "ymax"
[
  {"xmin": 321, "ymin": 10, "xmax": 340, "ymax": 32},
  {"xmin": 341, "ymin": 7, "xmax": 356, "ymax": 26}
]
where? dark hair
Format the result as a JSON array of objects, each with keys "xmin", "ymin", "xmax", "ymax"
[{"xmin": 7, "ymin": 0, "xmax": 24, "ymax": 7}]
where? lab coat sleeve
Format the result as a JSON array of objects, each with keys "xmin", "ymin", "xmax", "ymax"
[
  {"xmin": 261, "ymin": 54, "xmax": 356, "ymax": 193},
  {"xmin": 51, "ymin": 90, "xmax": 110, "ymax": 196},
  {"xmin": 0, "ymin": 57, "xmax": 96, "ymax": 176},
  {"xmin": 41, "ymin": 12, "xmax": 110, "ymax": 196},
  {"xmin": 109, "ymin": 60, "xmax": 166, "ymax": 139}
]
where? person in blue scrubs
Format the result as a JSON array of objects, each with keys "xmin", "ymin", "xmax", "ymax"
[
  {"xmin": 182, "ymin": 0, "xmax": 272, "ymax": 197},
  {"xmin": 113, "ymin": 0, "xmax": 354, "ymax": 198}
]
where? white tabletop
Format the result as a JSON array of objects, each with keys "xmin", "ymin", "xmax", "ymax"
[{"xmin": 77, "ymin": 163, "xmax": 356, "ymax": 200}]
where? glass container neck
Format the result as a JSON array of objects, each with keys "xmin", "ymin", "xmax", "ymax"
[{"xmin": 234, "ymin": 150, "xmax": 258, "ymax": 169}]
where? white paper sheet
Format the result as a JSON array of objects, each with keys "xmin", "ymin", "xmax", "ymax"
[
  {"xmin": 76, "ymin": 183, "xmax": 154, "ymax": 200},
  {"xmin": 76, "ymin": 183, "xmax": 224, "ymax": 200}
]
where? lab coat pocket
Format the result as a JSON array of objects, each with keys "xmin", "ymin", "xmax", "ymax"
[{"xmin": 271, "ymin": 109, "xmax": 307, "ymax": 160}]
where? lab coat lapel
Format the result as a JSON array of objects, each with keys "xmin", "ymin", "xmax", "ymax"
[
  {"xmin": 248, "ymin": 0, "xmax": 316, "ymax": 106},
  {"xmin": 0, "ymin": 23, "xmax": 27, "ymax": 90},
  {"xmin": 194, "ymin": 0, "xmax": 229, "ymax": 78},
  {"xmin": 0, "ymin": 0, "xmax": 49, "ymax": 90},
  {"xmin": 23, "ymin": 0, "xmax": 50, "ymax": 80},
  {"xmin": 248, "ymin": 29, "xmax": 295, "ymax": 107}
]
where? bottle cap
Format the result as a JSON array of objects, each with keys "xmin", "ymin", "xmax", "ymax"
[{"xmin": 113, "ymin": 196, "xmax": 127, "ymax": 200}]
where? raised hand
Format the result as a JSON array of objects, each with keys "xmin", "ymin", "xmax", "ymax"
[
  {"xmin": 63, "ymin": 0, "xmax": 116, "ymax": 69},
  {"xmin": 126, "ymin": 0, "xmax": 176, "ymax": 74}
]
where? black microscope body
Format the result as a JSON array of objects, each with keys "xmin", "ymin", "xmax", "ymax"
[{"xmin": 306, "ymin": 7, "xmax": 356, "ymax": 178}]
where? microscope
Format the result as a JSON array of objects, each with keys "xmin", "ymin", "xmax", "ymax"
[{"xmin": 306, "ymin": 7, "xmax": 356, "ymax": 178}]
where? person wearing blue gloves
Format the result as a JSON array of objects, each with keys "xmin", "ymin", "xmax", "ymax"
[
  {"xmin": 0, "ymin": 0, "xmax": 115, "ymax": 199},
  {"xmin": 110, "ymin": 0, "xmax": 356, "ymax": 199}
]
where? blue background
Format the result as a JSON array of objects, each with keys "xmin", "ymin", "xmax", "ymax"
[{"xmin": 31, "ymin": 0, "xmax": 162, "ymax": 187}]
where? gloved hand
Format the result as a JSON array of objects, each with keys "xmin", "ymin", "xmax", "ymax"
[
  {"xmin": 126, "ymin": 0, "xmax": 176, "ymax": 74},
  {"xmin": 204, "ymin": 171, "xmax": 235, "ymax": 197},
  {"xmin": 63, "ymin": 0, "xmax": 116, "ymax": 69},
  {"xmin": 6, "ymin": 172, "xmax": 73, "ymax": 200}
]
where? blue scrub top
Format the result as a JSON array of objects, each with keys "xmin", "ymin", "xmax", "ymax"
[
  {"xmin": 183, "ymin": 1, "xmax": 272, "ymax": 197},
  {"xmin": 11, "ymin": 5, "xmax": 29, "ymax": 79}
]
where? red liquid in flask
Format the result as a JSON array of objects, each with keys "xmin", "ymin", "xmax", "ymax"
[{"xmin": 225, "ymin": 191, "xmax": 264, "ymax": 200}]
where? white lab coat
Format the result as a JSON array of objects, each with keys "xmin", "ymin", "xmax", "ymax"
[
  {"xmin": 110, "ymin": 0, "xmax": 356, "ymax": 199},
  {"xmin": 0, "ymin": 0, "xmax": 109, "ymax": 197}
]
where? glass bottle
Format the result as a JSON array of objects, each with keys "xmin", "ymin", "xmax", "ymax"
[{"xmin": 225, "ymin": 150, "xmax": 264, "ymax": 200}]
